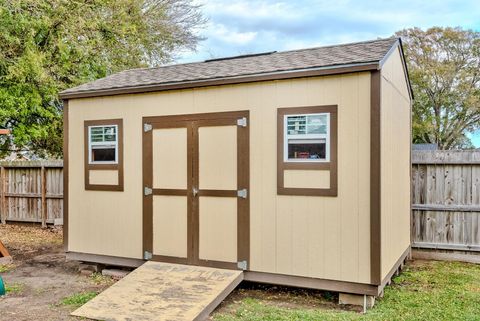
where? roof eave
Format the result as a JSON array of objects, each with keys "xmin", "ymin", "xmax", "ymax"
[{"xmin": 59, "ymin": 62, "xmax": 379, "ymax": 100}]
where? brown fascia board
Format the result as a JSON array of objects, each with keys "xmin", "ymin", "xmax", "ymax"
[
  {"xmin": 59, "ymin": 62, "xmax": 380, "ymax": 100},
  {"xmin": 378, "ymin": 38, "xmax": 414, "ymax": 100}
]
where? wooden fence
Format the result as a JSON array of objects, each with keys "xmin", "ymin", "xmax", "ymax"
[
  {"xmin": 412, "ymin": 150, "xmax": 480, "ymax": 253},
  {"xmin": 0, "ymin": 153, "xmax": 479, "ymax": 255},
  {"xmin": 0, "ymin": 160, "xmax": 63, "ymax": 227}
]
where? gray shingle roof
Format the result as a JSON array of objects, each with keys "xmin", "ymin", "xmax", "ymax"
[{"xmin": 61, "ymin": 37, "xmax": 399, "ymax": 97}]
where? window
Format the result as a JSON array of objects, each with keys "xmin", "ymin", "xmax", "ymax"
[
  {"xmin": 84, "ymin": 119, "xmax": 124, "ymax": 191},
  {"xmin": 88, "ymin": 125, "xmax": 118, "ymax": 164},
  {"xmin": 284, "ymin": 113, "xmax": 330, "ymax": 162},
  {"xmin": 277, "ymin": 105, "xmax": 337, "ymax": 197}
]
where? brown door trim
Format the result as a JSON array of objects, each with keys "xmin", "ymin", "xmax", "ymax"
[
  {"xmin": 142, "ymin": 119, "xmax": 193, "ymax": 263},
  {"xmin": 142, "ymin": 118, "xmax": 153, "ymax": 259},
  {"xmin": 144, "ymin": 111, "xmax": 249, "ymax": 123},
  {"xmin": 143, "ymin": 110, "xmax": 250, "ymax": 270},
  {"xmin": 236, "ymin": 112, "xmax": 250, "ymax": 268},
  {"xmin": 191, "ymin": 121, "xmax": 200, "ymax": 265}
]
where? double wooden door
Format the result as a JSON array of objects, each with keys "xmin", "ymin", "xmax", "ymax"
[{"xmin": 143, "ymin": 111, "xmax": 249, "ymax": 270}]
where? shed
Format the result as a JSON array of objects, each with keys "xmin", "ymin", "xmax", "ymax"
[{"xmin": 60, "ymin": 37, "xmax": 412, "ymax": 298}]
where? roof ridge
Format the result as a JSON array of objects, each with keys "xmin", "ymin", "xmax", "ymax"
[
  {"xmin": 269, "ymin": 36, "xmax": 398, "ymax": 55},
  {"xmin": 112, "ymin": 37, "xmax": 399, "ymax": 75}
]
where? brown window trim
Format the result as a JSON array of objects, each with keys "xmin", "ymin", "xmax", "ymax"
[
  {"xmin": 277, "ymin": 105, "xmax": 338, "ymax": 197},
  {"xmin": 84, "ymin": 119, "xmax": 124, "ymax": 191}
]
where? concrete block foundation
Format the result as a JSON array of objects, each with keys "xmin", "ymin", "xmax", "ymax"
[{"xmin": 339, "ymin": 293, "xmax": 375, "ymax": 309}]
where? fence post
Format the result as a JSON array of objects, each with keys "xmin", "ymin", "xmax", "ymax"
[
  {"xmin": 0, "ymin": 167, "xmax": 4, "ymax": 224},
  {"xmin": 41, "ymin": 166, "xmax": 47, "ymax": 228}
]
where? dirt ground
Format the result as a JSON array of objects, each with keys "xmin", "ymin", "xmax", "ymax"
[
  {"xmin": 0, "ymin": 224, "xmax": 358, "ymax": 321},
  {"xmin": 0, "ymin": 224, "xmax": 113, "ymax": 321}
]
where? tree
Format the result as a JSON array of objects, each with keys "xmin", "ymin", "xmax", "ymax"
[
  {"xmin": 0, "ymin": 0, "xmax": 205, "ymax": 158},
  {"xmin": 396, "ymin": 27, "xmax": 480, "ymax": 149}
]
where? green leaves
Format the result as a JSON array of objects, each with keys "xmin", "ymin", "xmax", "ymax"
[
  {"xmin": 396, "ymin": 27, "xmax": 480, "ymax": 149},
  {"xmin": 0, "ymin": 0, "xmax": 205, "ymax": 158}
]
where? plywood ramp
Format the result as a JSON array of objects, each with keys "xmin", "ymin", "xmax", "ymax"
[
  {"xmin": 72, "ymin": 261, "xmax": 243, "ymax": 321},
  {"xmin": 0, "ymin": 240, "xmax": 10, "ymax": 258}
]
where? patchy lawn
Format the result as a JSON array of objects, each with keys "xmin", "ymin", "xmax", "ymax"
[
  {"xmin": 0, "ymin": 224, "xmax": 113, "ymax": 321},
  {"xmin": 1, "ymin": 224, "xmax": 479, "ymax": 321},
  {"xmin": 213, "ymin": 260, "xmax": 480, "ymax": 321}
]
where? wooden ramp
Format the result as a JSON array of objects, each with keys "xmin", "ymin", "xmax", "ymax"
[
  {"xmin": 0, "ymin": 240, "xmax": 12, "ymax": 264},
  {"xmin": 0, "ymin": 241, "xmax": 10, "ymax": 258},
  {"xmin": 72, "ymin": 261, "xmax": 243, "ymax": 321}
]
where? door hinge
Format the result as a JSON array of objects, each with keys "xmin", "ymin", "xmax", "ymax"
[
  {"xmin": 237, "ymin": 117, "xmax": 247, "ymax": 127},
  {"xmin": 144, "ymin": 123, "xmax": 152, "ymax": 132},
  {"xmin": 144, "ymin": 187, "xmax": 153, "ymax": 196},
  {"xmin": 237, "ymin": 260, "xmax": 248, "ymax": 270},
  {"xmin": 237, "ymin": 189, "xmax": 248, "ymax": 199},
  {"xmin": 144, "ymin": 251, "xmax": 153, "ymax": 260}
]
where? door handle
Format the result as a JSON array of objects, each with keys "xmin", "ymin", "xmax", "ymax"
[{"xmin": 192, "ymin": 187, "xmax": 198, "ymax": 197}]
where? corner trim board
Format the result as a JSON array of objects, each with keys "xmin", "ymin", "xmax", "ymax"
[
  {"xmin": 63, "ymin": 99, "xmax": 69, "ymax": 251},
  {"xmin": 370, "ymin": 70, "xmax": 382, "ymax": 285}
]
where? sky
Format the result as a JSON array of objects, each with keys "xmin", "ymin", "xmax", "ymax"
[
  {"xmin": 178, "ymin": 0, "xmax": 480, "ymax": 63},
  {"xmin": 176, "ymin": 0, "xmax": 480, "ymax": 147}
]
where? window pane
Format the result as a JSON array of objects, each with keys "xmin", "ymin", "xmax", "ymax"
[
  {"xmin": 287, "ymin": 115, "xmax": 306, "ymax": 135},
  {"xmin": 90, "ymin": 127, "xmax": 103, "ymax": 135},
  {"xmin": 91, "ymin": 147, "xmax": 116, "ymax": 162},
  {"xmin": 104, "ymin": 126, "xmax": 116, "ymax": 141},
  {"xmin": 288, "ymin": 139, "xmax": 326, "ymax": 160},
  {"xmin": 90, "ymin": 134, "xmax": 104, "ymax": 142},
  {"xmin": 307, "ymin": 115, "xmax": 327, "ymax": 134},
  {"xmin": 90, "ymin": 126, "xmax": 117, "ymax": 143},
  {"xmin": 103, "ymin": 126, "xmax": 116, "ymax": 135},
  {"xmin": 104, "ymin": 134, "xmax": 116, "ymax": 142}
]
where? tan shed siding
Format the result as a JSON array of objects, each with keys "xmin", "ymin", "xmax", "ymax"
[
  {"xmin": 284, "ymin": 170, "xmax": 330, "ymax": 189},
  {"xmin": 152, "ymin": 128, "xmax": 188, "ymax": 190},
  {"xmin": 68, "ymin": 73, "xmax": 371, "ymax": 283},
  {"xmin": 198, "ymin": 126, "xmax": 237, "ymax": 190},
  {"xmin": 198, "ymin": 197, "xmax": 238, "ymax": 262},
  {"xmin": 380, "ymin": 47, "xmax": 411, "ymax": 279},
  {"xmin": 89, "ymin": 170, "xmax": 118, "ymax": 185},
  {"xmin": 152, "ymin": 196, "xmax": 188, "ymax": 258}
]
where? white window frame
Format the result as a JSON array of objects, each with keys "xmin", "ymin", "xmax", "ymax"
[
  {"xmin": 283, "ymin": 113, "xmax": 330, "ymax": 163},
  {"xmin": 88, "ymin": 125, "xmax": 119, "ymax": 164}
]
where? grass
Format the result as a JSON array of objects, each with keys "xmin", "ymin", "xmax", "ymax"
[
  {"xmin": 214, "ymin": 261, "xmax": 480, "ymax": 321},
  {"xmin": 5, "ymin": 283, "xmax": 24, "ymax": 294},
  {"xmin": 60, "ymin": 291, "xmax": 98, "ymax": 307},
  {"xmin": 89, "ymin": 272, "xmax": 115, "ymax": 286},
  {"xmin": 0, "ymin": 264, "xmax": 14, "ymax": 273}
]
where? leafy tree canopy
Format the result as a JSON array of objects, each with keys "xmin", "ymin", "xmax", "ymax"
[
  {"xmin": 396, "ymin": 27, "xmax": 480, "ymax": 149},
  {"xmin": 0, "ymin": 0, "xmax": 205, "ymax": 158}
]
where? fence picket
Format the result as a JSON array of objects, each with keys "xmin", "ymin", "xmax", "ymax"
[
  {"xmin": 0, "ymin": 161, "xmax": 63, "ymax": 225},
  {"xmin": 412, "ymin": 151, "xmax": 480, "ymax": 252}
]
